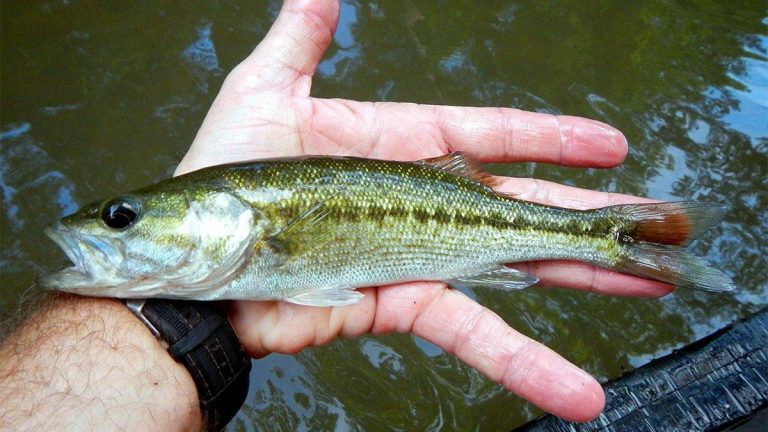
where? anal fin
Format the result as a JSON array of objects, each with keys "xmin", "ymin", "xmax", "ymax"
[
  {"xmin": 448, "ymin": 266, "xmax": 538, "ymax": 291},
  {"xmin": 286, "ymin": 288, "xmax": 364, "ymax": 307}
]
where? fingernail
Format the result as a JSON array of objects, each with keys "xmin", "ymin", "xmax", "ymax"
[{"xmin": 568, "ymin": 117, "xmax": 628, "ymax": 166}]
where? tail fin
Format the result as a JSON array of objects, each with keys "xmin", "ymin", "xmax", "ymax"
[
  {"xmin": 601, "ymin": 202, "xmax": 735, "ymax": 292},
  {"xmin": 605, "ymin": 202, "xmax": 727, "ymax": 246},
  {"xmin": 616, "ymin": 243, "xmax": 735, "ymax": 292}
]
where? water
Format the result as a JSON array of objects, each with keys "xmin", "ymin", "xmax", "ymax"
[{"xmin": 1, "ymin": 1, "xmax": 766, "ymax": 430}]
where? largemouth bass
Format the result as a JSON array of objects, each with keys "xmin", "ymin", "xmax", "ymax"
[{"xmin": 40, "ymin": 153, "xmax": 735, "ymax": 305}]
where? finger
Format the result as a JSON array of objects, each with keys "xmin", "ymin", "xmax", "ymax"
[
  {"xmin": 225, "ymin": 287, "xmax": 378, "ymax": 357},
  {"xmin": 311, "ymin": 100, "xmax": 627, "ymax": 167},
  {"xmin": 430, "ymin": 106, "xmax": 627, "ymax": 167},
  {"xmin": 495, "ymin": 176, "xmax": 656, "ymax": 209},
  {"xmin": 511, "ymin": 261, "xmax": 675, "ymax": 297},
  {"xmin": 230, "ymin": 0, "xmax": 339, "ymax": 93},
  {"xmin": 373, "ymin": 282, "xmax": 605, "ymax": 422}
]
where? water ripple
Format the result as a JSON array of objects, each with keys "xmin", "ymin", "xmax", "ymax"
[{"xmin": 181, "ymin": 22, "xmax": 223, "ymax": 93}]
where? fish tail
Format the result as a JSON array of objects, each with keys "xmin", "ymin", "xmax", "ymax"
[
  {"xmin": 615, "ymin": 242, "xmax": 735, "ymax": 292},
  {"xmin": 601, "ymin": 202, "xmax": 735, "ymax": 292}
]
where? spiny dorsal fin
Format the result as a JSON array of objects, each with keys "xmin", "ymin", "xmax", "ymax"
[{"xmin": 418, "ymin": 152, "xmax": 502, "ymax": 189}]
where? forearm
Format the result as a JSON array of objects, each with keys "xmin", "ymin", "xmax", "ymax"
[{"xmin": 0, "ymin": 294, "xmax": 201, "ymax": 431}]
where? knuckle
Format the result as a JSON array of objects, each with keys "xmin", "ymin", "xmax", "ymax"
[
  {"xmin": 451, "ymin": 305, "xmax": 489, "ymax": 358},
  {"xmin": 500, "ymin": 339, "xmax": 543, "ymax": 390}
]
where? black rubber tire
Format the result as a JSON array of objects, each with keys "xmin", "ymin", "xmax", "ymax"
[{"xmin": 514, "ymin": 308, "xmax": 768, "ymax": 432}]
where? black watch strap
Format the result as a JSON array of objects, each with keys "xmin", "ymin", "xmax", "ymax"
[{"xmin": 126, "ymin": 299, "xmax": 252, "ymax": 431}]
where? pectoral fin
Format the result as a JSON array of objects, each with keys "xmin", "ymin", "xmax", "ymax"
[
  {"xmin": 448, "ymin": 266, "xmax": 538, "ymax": 291},
  {"xmin": 271, "ymin": 198, "xmax": 333, "ymax": 240},
  {"xmin": 262, "ymin": 197, "xmax": 334, "ymax": 267},
  {"xmin": 286, "ymin": 288, "xmax": 364, "ymax": 307}
]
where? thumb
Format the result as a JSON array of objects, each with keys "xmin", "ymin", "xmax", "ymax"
[{"xmin": 230, "ymin": 0, "xmax": 339, "ymax": 94}]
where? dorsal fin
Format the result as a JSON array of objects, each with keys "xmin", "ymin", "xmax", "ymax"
[{"xmin": 418, "ymin": 152, "xmax": 502, "ymax": 189}]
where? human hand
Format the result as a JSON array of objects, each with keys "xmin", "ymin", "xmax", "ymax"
[{"xmin": 177, "ymin": 0, "xmax": 672, "ymax": 422}]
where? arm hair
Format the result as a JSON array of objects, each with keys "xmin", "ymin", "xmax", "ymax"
[{"xmin": 0, "ymin": 294, "xmax": 201, "ymax": 431}]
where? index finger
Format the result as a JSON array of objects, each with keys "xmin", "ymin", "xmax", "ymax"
[
  {"xmin": 312, "ymin": 100, "xmax": 628, "ymax": 168},
  {"xmin": 431, "ymin": 105, "xmax": 628, "ymax": 167}
]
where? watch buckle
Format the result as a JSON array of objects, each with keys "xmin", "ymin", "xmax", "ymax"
[{"xmin": 125, "ymin": 299, "xmax": 165, "ymax": 343}]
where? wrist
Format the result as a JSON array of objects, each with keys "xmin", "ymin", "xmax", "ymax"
[
  {"xmin": 126, "ymin": 299, "xmax": 252, "ymax": 431},
  {"xmin": 0, "ymin": 294, "xmax": 202, "ymax": 431}
]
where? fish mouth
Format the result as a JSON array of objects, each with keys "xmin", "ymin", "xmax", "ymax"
[
  {"xmin": 41, "ymin": 223, "xmax": 122, "ymax": 291},
  {"xmin": 45, "ymin": 222, "xmax": 88, "ymax": 276}
]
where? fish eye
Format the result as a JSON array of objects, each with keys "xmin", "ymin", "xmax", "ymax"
[{"xmin": 101, "ymin": 198, "xmax": 140, "ymax": 230}]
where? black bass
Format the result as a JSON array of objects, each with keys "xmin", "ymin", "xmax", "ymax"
[{"xmin": 40, "ymin": 153, "xmax": 735, "ymax": 305}]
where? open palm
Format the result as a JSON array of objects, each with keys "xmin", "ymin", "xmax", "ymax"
[{"xmin": 176, "ymin": 0, "xmax": 671, "ymax": 422}]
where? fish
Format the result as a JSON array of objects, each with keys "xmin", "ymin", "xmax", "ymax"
[{"xmin": 39, "ymin": 153, "xmax": 735, "ymax": 305}]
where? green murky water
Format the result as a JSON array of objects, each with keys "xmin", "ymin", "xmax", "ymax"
[{"xmin": 1, "ymin": 1, "xmax": 766, "ymax": 430}]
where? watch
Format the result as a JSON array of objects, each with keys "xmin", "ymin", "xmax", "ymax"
[{"xmin": 125, "ymin": 299, "xmax": 252, "ymax": 431}]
